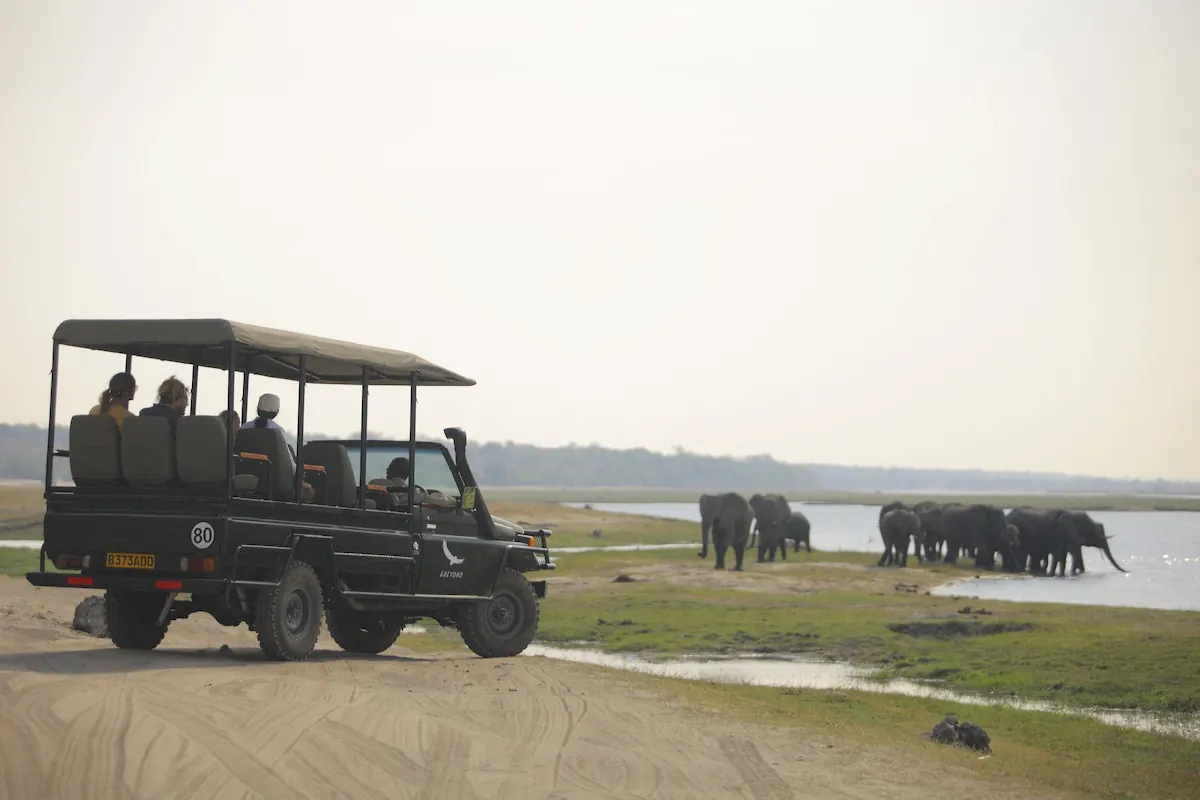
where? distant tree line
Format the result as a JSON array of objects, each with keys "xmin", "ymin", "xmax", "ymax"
[{"xmin": 1, "ymin": 423, "xmax": 1196, "ymax": 495}]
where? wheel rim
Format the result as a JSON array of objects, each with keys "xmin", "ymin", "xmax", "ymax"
[
  {"xmin": 284, "ymin": 589, "xmax": 310, "ymax": 636},
  {"xmin": 486, "ymin": 592, "xmax": 520, "ymax": 638}
]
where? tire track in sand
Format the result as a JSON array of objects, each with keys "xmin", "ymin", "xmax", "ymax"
[{"xmin": 718, "ymin": 737, "xmax": 794, "ymax": 800}]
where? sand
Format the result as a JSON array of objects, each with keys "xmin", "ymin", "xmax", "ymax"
[{"xmin": 0, "ymin": 577, "xmax": 1046, "ymax": 800}]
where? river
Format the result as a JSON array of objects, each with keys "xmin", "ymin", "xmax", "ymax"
[{"xmin": 564, "ymin": 502, "xmax": 1200, "ymax": 612}]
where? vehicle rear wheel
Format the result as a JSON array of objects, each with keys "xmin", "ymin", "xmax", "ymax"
[
  {"xmin": 325, "ymin": 608, "xmax": 405, "ymax": 654},
  {"xmin": 106, "ymin": 590, "xmax": 167, "ymax": 650},
  {"xmin": 457, "ymin": 567, "xmax": 539, "ymax": 658},
  {"xmin": 255, "ymin": 560, "xmax": 323, "ymax": 661}
]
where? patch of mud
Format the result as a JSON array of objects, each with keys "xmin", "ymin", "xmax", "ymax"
[
  {"xmin": 523, "ymin": 645, "xmax": 1200, "ymax": 742},
  {"xmin": 888, "ymin": 621, "xmax": 1034, "ymax": 639}
]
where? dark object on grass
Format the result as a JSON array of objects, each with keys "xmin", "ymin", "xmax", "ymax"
[
  {"xmin": 924, "ymin": 714, "xmax": 992, "ymax": 754},
  {"xmin": 592, "ymin": 528, "xmax": 602, "ymax": 538},
  {"xmin": 612, "ymin": 574, "xmax": 636, "ymax": 583},
  {"xmin": 72, "ymin": 595, "xmax": 108, "ymax": 637}
]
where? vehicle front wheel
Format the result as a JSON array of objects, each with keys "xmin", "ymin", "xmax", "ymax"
[
  {"xmin": 457, "ymin": 567, "xmax": 539, "ymax": 658},
  {"xmin": 325, "ymin": 608, "xmax": 405, "ymax": 654},
  {"xmin": 255, "ymin": 561, "xmax": 323, "ymax": 661},
  {"xmin": 106, "ymin": 590, "xmax": 168, "ymax": 650}
]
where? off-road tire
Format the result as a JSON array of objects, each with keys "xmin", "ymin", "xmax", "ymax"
[
  {"xmin": 457, "ymin": 567, "xmax": 539, "ymax": 658},
  {"xmin": 325, "ymin": 608, "xmax": 404, "ymax": 654},
  {"xmin": 106, "ymin": 590, "xmax": 167, "ymax": 650},
  {"xmin": 255, "ymin": 561, "xmax": 323, "ymax": 661}
]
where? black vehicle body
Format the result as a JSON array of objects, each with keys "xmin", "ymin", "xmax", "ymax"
[{"xmin": 27, "ymin": 318, "xmax": 554, "ymax": 660}]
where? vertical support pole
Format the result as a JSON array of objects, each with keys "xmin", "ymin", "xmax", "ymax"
[
  {"xmin": 358, "ymin": 366, "xmax": 369, "ymax": 510},
  {"xmin": 295, "ymin": 355, "xmax": 307, "ymax": 506},
  {"xmin": 226, "ymin": 342, "xmax": 237, "ymax": 496},
  {"xmin": 44, "ymin": 341, "xmax": 60, "ymax": 492},
  {"xmin": 240, "ymin": 370, "xmax": 250, "ymax": 421},
  {"xmin": 190, "ymin": 361, "xmax": 199, "ymax": 415},
  {"xmin": 125, "ymin": 353, "xmax": 133, "ymax": 374},
  {"xmin": 408, "ymin": 369, "xmax": 418, "ymax": 533}
]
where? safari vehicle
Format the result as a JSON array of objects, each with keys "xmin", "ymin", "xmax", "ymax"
[{"xmin": 26, "ymin": 319, "xmax": 554, "ymax": 661}]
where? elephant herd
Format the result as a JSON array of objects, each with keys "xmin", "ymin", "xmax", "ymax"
[
  {"xmin": 697, "ymin": 492, "xmax": 811, "ymax": 570},
  {"xmin": 877, "ymin": 500, "xmax": 1127, "ymax": 577}
]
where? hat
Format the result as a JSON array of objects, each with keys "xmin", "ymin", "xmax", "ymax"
[{"xmin": 256, "ymin": 393, "xmax": 280, "ymax": 416}]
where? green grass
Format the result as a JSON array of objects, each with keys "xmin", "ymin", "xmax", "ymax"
[
  {"xmin": 486, "ymin": 486, "xmax": 1200, "ymax": 511},
  {"xmin": 0, "ymin": 547, "xmax": 55, "ymax": 577},
  {"xmin": 647, "ymin": 675, "xmax": 1200, "ymax": 800},
  {"xmin": 537, "ymin": 552, "xmax": 1200, "ymax": 714}
]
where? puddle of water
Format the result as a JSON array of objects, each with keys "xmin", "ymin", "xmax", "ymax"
[
  {"xmin": 522, "ymin": 644, "xmax": 1200, "ymax": 741},
  {"xmin": 553, "ymin": 543, "xmax": 695, "ymax": 555}
]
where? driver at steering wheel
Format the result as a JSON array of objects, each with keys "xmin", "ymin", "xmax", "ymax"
[{"xmin": 371, "ymin": 457, "xmax": 429, "ymax": 506}]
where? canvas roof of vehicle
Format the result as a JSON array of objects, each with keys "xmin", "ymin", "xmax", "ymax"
[{"xmin": 53, "ymin": 318, "xmax": 475, "ymax": 386}]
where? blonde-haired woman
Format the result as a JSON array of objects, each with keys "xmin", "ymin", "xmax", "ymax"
[{"xmin": 139, "ymin": 376, "xmax": 189, "ymax": 429}]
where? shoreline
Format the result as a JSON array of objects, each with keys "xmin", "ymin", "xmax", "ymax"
[{"xmin": 488, "ymin": 486, "xmax": 1200, "ymax": 512}]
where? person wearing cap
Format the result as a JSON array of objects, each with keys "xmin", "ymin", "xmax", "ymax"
[{"xmin": 242, "ymin": 393, "xmax": 284, "ymax": 431}]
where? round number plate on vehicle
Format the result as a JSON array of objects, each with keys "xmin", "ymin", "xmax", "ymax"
[{"xmin": 191, "ymin": 522, "xmax": 215, "ymax": 550}]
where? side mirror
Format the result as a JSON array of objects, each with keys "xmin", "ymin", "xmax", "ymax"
[{"xmin": 461, "ymin": 486, "xmax": 477, "ymax": 511}]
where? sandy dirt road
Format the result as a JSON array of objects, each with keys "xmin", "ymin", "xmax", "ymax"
[{"xmin": 0, "ymin": 579, "xmax": 1046, "ymax": 800}]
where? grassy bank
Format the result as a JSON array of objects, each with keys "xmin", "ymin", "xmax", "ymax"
[
  {"xmin": 537, "ymin": 557, "xmax": 1200, "ymax": 713},
  {"xmin": 486, "ymin": 486, "xmax": 1200, "ymax": 511}
]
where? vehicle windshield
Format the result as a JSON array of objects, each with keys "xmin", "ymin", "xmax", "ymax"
[{"xmin": 343, "ymin": 443, "xmax": 461, "ymax": 497}]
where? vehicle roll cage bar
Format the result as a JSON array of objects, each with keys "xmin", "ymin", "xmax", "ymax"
[{"xmin": 46, "ymin": 331, "xmax": 455, "ymax": 535}]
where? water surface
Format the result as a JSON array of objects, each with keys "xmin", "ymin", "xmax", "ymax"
[{"xmin": 523, "ymin": 645, "xmax": 1200, "ymax": 741}]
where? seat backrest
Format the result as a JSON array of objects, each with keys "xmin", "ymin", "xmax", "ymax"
[
  {"xmin": 69, "ymin": 414, "xmax": 122, "ymax": 486},
  {"xmin": 235, "ymin": 426, "xmax": 296, "ymax": 501},
  {"xmin": 121, "ymin": 416, "xmax": 177, "ymax": 486},
  {"xmin": 299, "ymin": 441, "xmax": 355, "ymax": 506},
  {"xmin": 177, "ymin": 415, "xmax": 230, "ymax": 488}
]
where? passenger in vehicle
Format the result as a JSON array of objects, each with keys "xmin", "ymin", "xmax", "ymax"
[
  {"xmin": 89, "ymin": 372, "xmax": 137, "ymax": 430},
  {"xmin": 242, "ymin": 393, "xmax": 283, "ymax": 431},
  {"xmin": 217, "ymin": 408, "xmax": 239, "ymax": 429},
  {"xmin": 138, "ymin": 376, "xmax": 189, "ymax": 428}
]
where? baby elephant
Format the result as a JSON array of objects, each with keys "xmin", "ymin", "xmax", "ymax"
[{"xmin": 879, "ymin": 508, "xmax": 924, "ymax": 567}]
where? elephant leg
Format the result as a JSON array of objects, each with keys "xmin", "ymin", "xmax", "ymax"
[
  {"xmin": 756, "ymin": 537, "xmax": 767, "ymax": 563},
  {"xmin": 805, "ymin": 537, "xmax": 811, "ymax": 554},
  {"xmin": 877, "ymin": 541, "xmax": 890, "ymax": 567},
  {"xmin": 898, "ymin": 539, "xmax": 908, "ymax": 567},
  {"xmin": 914, "ymin": 538, "xmax": 924, "ymax": 564},
  {"xmin": 779, "ymin": 541, "xmax": 787, "ymax": 561},
  {"xmin": 699, "ymin": 520, "xmax": 710, "ymax": 559},
  {"xmin": 714, "ymin": 538, "xmax": 728, "ymax": 570},
  {"xmin": 732, "ymin": 540, "xmax": 746, "ymax": 571}
]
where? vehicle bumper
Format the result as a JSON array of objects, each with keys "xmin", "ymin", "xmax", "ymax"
[{"xmin": 26, "ymin": 572, "xmax": 227, "ymax": 593}]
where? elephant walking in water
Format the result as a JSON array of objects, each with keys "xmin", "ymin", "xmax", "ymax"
[
  {"xmin": 942, "ymin": 503, "xmax": 1017, "ymax": 571},
  {"xmin": 1006, "ymin": 508, "xmax": 1125, "ymax": 577},
  {"xmin": 710, "ymin": 492, "xmax": 753, "ymax": 570},
  {"xmin": 878, "ymin": 507, "xmax": 923, "ymax": 567}
]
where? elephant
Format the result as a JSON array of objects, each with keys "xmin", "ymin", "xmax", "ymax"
[
  {"xmin": 698, "ymin": 493, "xmax": 721, "ymax": 559},
  {"xmin": 878, "ymin": 507, "xmax": 923, "ymax": 567},
  {"xmin": 709, "ymin": 492, "xmax": 753, "ymax": 570},
  {"xmin": 783, "ymin": 511, "xmax": 812, "ymax": 554},
  {"xmin": 1062, "ymin": 510, "xmax": 1126, "ymax": 573},
  {"xmin": 749, "ymin": 493, "xmax": 792, "ymax": 563},
  {"xmin": 941, "ymin": 503, "xmax": 1018, "ymax": 571},
  {"xmin": 912, "ymin": 500, "xmax": 946, "ymax": 560},
  {"xmin": 1006, "ymin": 507, "xmax": 1084, "ymax": 576}
]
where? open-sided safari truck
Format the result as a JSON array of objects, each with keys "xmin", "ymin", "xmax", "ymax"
[{"xmin": 27, "ymin": 319, "xmax": 554, "ymax": 661}]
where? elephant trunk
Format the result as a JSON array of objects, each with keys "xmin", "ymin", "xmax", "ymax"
[{"xmin": 1100, "ymin": 538, "xmax": 1127, "ymax": 573}]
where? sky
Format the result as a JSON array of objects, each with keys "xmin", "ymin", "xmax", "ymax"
[{"xmin": 1, "ymin": 1, "xmax": 1197, "ymax": 480}]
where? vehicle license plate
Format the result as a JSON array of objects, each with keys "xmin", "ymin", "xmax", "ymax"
[{"xmin": 105, "ymin": 552, "xmax": 155, "ymax": 569}]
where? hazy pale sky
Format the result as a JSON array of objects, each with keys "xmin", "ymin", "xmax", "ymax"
[{"xmin": 1, "ymin": 1, "xmax": 1197, "ymax": 480}]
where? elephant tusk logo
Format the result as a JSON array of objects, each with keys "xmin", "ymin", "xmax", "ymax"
[{"xmin": 442, "ymin": 539, "xmax": 465, "ymax": 567}]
